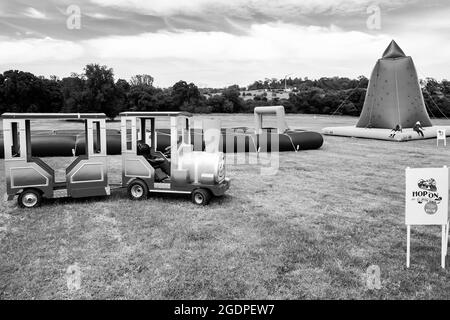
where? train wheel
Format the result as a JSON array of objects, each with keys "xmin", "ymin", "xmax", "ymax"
[
  {"xmin": 191, "ymin": 188, "xmax": 211, "ymax": 206},
  {"xmin": 18, "ymin": 189, "xmax": 42, "ymax": 208},
  {"xmin": 127, "ymin": 180, "xmax": 148, "ymax": 200}
]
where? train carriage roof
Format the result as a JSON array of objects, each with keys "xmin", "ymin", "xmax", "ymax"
[
  {"xmin": 119, "ymin": 111, "xmax": 192, "ymax": 117},
  {"xmin": 1, "ymin": 113, "xmax": 107, "ymax": 119}
]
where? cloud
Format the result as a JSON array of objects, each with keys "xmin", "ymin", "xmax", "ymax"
[
  {"xmin": 0, "ymin": 36, "xmax": 84, "ymax": 64},
  {"xmin": 84, "ymin": 12, "xmax": 119, "ymax": 20},
  {"xmin": 90, "ymin": 0, "xmax": 415, "ymax": 17},
  {"xmin": 84, "ymin": 22, "xmax": 387, "ymax": 63},
  {"xmin": 0, "ymin": 0, "xmax": 448, "ymax": 86},
  {"xmin": 79, "ymin": 22, "xmax": 394, "ymax": 86},
  {"xmin": 24, "ymin": 7, "xmax": 47, "ymax": 19}
]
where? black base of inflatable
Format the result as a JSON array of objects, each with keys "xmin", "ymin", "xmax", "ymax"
[{"xmin": 0, "ymin": 128, "xmax": 323, "ymax": 158}]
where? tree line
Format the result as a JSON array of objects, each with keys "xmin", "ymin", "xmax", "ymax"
[{"xmin": 0, "ymin": 64, "xmax": 449, "ymax": 119}]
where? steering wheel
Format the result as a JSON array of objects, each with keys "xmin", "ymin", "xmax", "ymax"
[{"xmin": 163, "ymin": 146, "xmax": 171, "ymax": 158}]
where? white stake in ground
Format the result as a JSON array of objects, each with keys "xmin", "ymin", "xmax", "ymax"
[{"xmin": 437, "ymin": 129, "xmax": 447, "ymax": 147}]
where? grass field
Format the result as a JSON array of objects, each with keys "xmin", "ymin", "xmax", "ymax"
[{"xmin": 2, "ymin": 114, "xmax": 450, "ymax": 299}]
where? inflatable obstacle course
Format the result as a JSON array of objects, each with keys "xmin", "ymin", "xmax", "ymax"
[
  {"xmin": 221, "ymin": 106, "xmax": 323, "ymax": 152},
  {"xmin": 322, "ymin": 40, "xmax": 450, "ymax": 141},
  {"xmin": 0, "ymin": 106, "xmax": 323, "ymax": 158}
]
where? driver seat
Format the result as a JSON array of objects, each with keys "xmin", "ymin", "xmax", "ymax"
[{"xmin": 137, "ymin": 141, "xmax": 170, "ymax": 181}]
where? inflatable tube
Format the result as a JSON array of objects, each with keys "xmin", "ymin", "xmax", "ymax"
[
  {"xmin": 284, "ymin": 130, "xmax": 324, "ymax": 150},
  {"xmin": 74, "ymin": 133, "xmax": 122, "ymax": 156},
  {"xmin": 31, "ymin": 135, "xmax": 77, "ymax": 157},
  {"xmin": 0, "ymin": 127, "xmax": 323, "ymax": 158},
  {"xmin": 221, "ymin": 130, "xmax": 323, "ymax": 152},
  {"xmin": 221, "ymin": 133, "xmax": 258, "ymax": 153}
]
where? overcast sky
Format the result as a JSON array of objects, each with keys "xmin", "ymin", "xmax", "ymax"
[{"xmin": 0, "ymin": 0, "xmax": 448, "ymax": 87}]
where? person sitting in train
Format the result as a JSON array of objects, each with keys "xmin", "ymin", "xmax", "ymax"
[{"xmin": 137, "ymin": 140, "xmax": 171, "ymax": 180}]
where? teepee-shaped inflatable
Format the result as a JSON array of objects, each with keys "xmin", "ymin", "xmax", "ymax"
[
  {"xmin": 356, "ymin": 40, "xmax": 432, "ymax": 129},
  {"xmin": 323, "ymin": 40, "xmax": 449, "ymax": 141}
]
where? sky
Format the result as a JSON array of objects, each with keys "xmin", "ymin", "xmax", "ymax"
[{"xmin": 0, "ymin": 0, "xmax": 449, "ymax": 87}]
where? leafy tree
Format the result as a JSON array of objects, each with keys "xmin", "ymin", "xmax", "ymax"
[
  {"xmin": 223, "ymin": 100, "xmax": 234, "ymax": 113},
  {"xmin": 171, "ymin": 81, "xmax": 203, "ymax": 111},
  {"xmin": 60, "ymin": 75, "xmax": 85, "ymax": 113},
  {"xmin": 127, "ymin": 77, "xmax": 162, "ymax": 112},
  {"xmin": 207, "ymin": 95, "xmax": 226, "ymax": 113},
  {"xmin": 0, "ymin": 70, "xmax": 62, "ymax": 114},
  {"xmin": 115, "ymin": 79, "xmax": 130, "ymax": 112},
  {"xmin": 130, "ymin": 74, "xmax": 154, "ymax": 87},
  {"xmin": 83, "ymin": 64, "xmax": 119, "ymax": 119},
  {"xmin": 222, "ymin": 85, "xmax": 243, "ymax": 112},
  {"xmin": 1, "ymin": 67, "xmax": 450, "ymax": 118}
]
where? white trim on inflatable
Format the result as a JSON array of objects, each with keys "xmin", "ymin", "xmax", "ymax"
[
  {"xmin": 254, "ymin": 106, "xmax": 289, "ymax": 134},
  {"xmin": 322, "ymin": 126, "xmax": 450, "ymax": 141}
]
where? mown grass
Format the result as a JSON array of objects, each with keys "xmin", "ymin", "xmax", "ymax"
[{"xmin": 2, "ymin": 114, "xmax": 450, "ymax": 299}]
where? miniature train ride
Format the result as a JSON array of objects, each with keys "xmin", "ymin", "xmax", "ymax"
[{"xmin": 1, "ymin": 112, "xmax": 230, "ymax": 208}]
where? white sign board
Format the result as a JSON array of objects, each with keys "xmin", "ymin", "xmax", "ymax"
[
  {"xmin": 437, "ymin": 129, "xmax": 446, "ymax": 146},
  {"xmin": 405, "ymin": 166, "xmax": 449, "ymax": 268},
  {"xmin": 405, "ymin": 167, "xmax": 448, "ymax": 225}
]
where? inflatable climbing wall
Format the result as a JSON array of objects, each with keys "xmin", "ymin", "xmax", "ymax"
[
  {"xmin": 356, "ymin": 40, "xmax": 432, "ymax": 129},
  {"xmin": 322, "ymin": 40, "xmax": 450, "ymax": 142}
]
